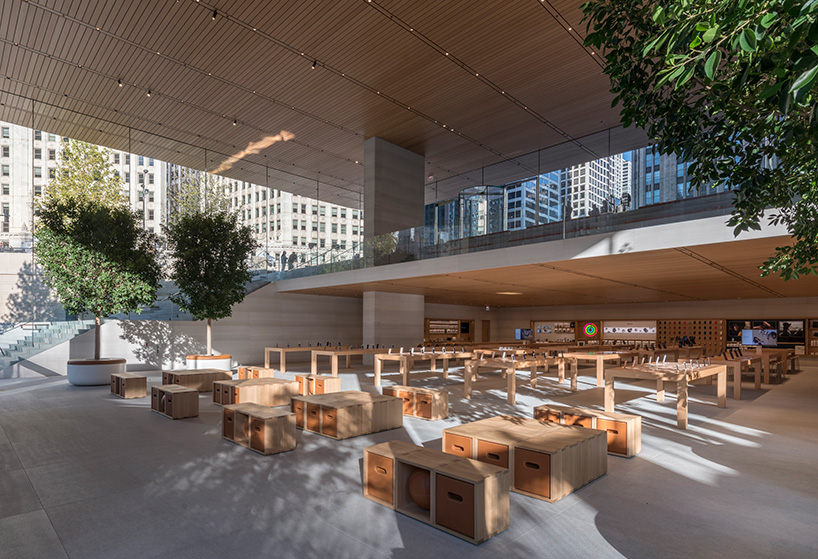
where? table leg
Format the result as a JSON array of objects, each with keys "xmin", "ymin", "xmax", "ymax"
[
  {"xmin": 570, "ymin": 367, "xmax": 577, "ymax": 391},
  {"xmin": 755, "ymin": 362, "xmax": 762, "ymax": 389},
  {"xmin": 676, "ymin": 380, "xmax": 688, "ymax": 429},
  {"xmin": 346, "ymin": 355, "xmax": 351, "ymax": 369},
  {"xmin": 442, "ymin": 358, "xmax": 449, "ymax": 378},
  {"xmin": 558, "ymin": 361, "xmax": 565, "ymax": 383},
  {"xmin": 507, "ymin": 366, "xmax": 516, "ymax": 405},
  {"xmin": 530, "ymin": 365, "xmax": 537, "ymax": 388},
  {"xmin": 464, "ymin": 363, "xmax": 473, "ymax": 399},
  {"xmin": 374, "ymin": 358, "xmax": 382, "ymax": 387},
  {"xmin": 603, "ymin": 374, "xmax": 615, "ymax": 413},
  {"xmin": 332, "ymin": 356, "xmax": 339, "ymax": 377},
  {"xmin": 717, "ymin": 370, "xmax": 726, "ymax": 408},
  {"xmin": 264, "ymin": 349, "xmax": 270, "ymax": 369},
  {"xmin": 280, "ymin": 352, "xmax": 287, "ymax": 375},
  {"xmin": 763, "ymin": 356, "xmax": 770, "ymax": 385},
  {"xmin": 656, "ymin": 380, "xmax": 665, "ymax": 402},
  {"xmin": 596, "ymin": 359, "xmax": 604, "ymax": 387},
  {"xmin": 430, "ymin": 356, "xmax": 436, "ymax": 372},
  {"xmin": 732, "ymin": 364, "xmax": 741, "ymax": 400},
  {"xmin": 402, "ymin": 356, "xmax": 409, "ymax": 386},
  {"xmin": 310, "ymin": 353, "xmax": 317, "ymax": 375}
]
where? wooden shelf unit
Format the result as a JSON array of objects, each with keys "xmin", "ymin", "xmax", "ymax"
[
  {"xmin": 237, "ymin": 366, "xmax": 276, "ymax": 379},
  {"xmin": 161, "ymin": 368, "xmax": 232, "ymax": 392},
  {"xmin": 110, "ymin": 373, "xmax": 146, "ymax": 399},
  {"xmin": 425, "ymin": 318, "xmax": 475, "ymax": 344},
  {"xmin": 808, "ymin": 319, "xmax": 818, "ymax": 356},
  {"xmin": 533, "ymin": 404, "xmax": 641, "ymax": 458},
  {"xmin": 291, "ymin": 390, "xmax": 402, "ymax": 440},
  {"xmin": 222, "ymin": 403, "xmax": 296, "ymax": 455},
  {"xmin": 656, "ymin": 319, "xmax": 725, "ymax": 356},
  {"xmin": 363, "ymin": 440, "xmax": 510, "ymax": 544},
  {"xmin": 382, "ymin": 385, "xmax": 448, "ymax": 420},
  {"xmin": 442, "ymin": 415, "xmax": 607, "ymax": 503},
  {"xmin": 151, "ymin": 384, "xmax": 199, "ymax": 419},
  {"xmin": 212, "ymin": 378, "xmax": 298, "ymax": 406},
  {"xmin": 294, "ymin": 374, "xmax": 342, "ymax": 396}
]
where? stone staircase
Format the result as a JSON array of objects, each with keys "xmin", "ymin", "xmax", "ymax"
[{"xmin": 0, "ymin": 320, "xmax": 96, "ymax": 370}]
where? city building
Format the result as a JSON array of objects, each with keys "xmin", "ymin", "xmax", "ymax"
[{"xmin": 560, "ymin": 153, "xmax": 629, "ymax": 218}]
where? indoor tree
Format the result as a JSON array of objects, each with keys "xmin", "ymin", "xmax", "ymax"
[
  {"xmin": 34, "ymin": 139, "xmax": 161, "ymax": 359},
  {"xmin": 583, "ymin": 0, "xmax": 818, "ymax": 278},
  {"xmin": 164, "ymin": 198, "xmax": 257, "ymax": 355}
]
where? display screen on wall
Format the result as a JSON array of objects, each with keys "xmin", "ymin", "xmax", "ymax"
[
  {"xmin": 577, "ymin": 321, "xmax": 600, "ymax": 340},
  {"xmin": 742, "ymin": 329, "xmax": 778, "ymax": 346},
  {"xmin": 603, "ymin": 326, "xmax": 656, "ymax": 334},
  {"xmin": 515, "ymin": 328, "xmax": 533, "ymax": 340},
  {"xmin": 778, "ymin": 320, "xmax": 804, "ymax": 343}
]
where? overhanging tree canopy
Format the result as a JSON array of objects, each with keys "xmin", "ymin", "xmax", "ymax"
[
  {"xmin": 583, "ymin": 0, "xmax": 818, "ymax": 278},
  {"xmin": 34, "ymin": 140, "xmax": 161, "ymax": 359}
]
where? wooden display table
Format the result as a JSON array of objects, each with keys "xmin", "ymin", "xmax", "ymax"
[
  {"xmin": 162, "ymin": 368, "xmax": 232, "ymax": 392},
  {"xmin": 382, "ymin": 385, "xmax": 448, "ymax": 420},
  {"xmin": 706, "ymin": 355, "xmax": 762, "ymax": 399},
  {"xmin": 677, "ymin": 345, "xmax": 705, "ymax": 359},
  {"xmin": 222, "ymin": 403, "xmax": 296, "ymax": 455},
  {"xmin": 237, "ymin": 366, "xmax": 276, "ymax": 379},
  {"xmin": 373, "ymin": 350, "xmax": 474, "ymax": 386},
  {"xmin": 363, "ymin": 440, "xmax": 509, "ymax": 544},
  {"xmin": 186, "ymin": 354, "xmax": 231, "ymax": 370},
  {"xmin": 294, "ymin": 374, "xmax": 341, "ymax": 395},
  {"xmin": 291, "ymin": 390, "xmax": 402, "ymax": 439},
  {"xmin": 212, "ymin": 378, "xmax": 298, "ymax": 406},
  {"xmin": 110, "ymin": 372, "xmax": 146, "ymax": 399},
  {"xmin": 636, "ymin": 347, "xmax": 680, "ymax": 362},
  {"xmin": 533, "ymin": 404, "xmax": 641, "ymax": 457},
  {"xmin": 604, "ymin": 363, "xmax": 727, "ymax": 429},
  {"xmin": 442, "ymin": 415, "xmax": 607, "ymax": 503},
  {"xmin": 562, "ymin": 350, "xmax": 640, "ymax": 387},
  {"xmin": 311, "ymin": 348, "xmax": 389, "ymax": 376},
  {"xmin": 749, "ymin": 347, "xmax": 795, "ymax": 383},
  {"xmin": 151, "ymin": 384, "xmax": 199, "ymax": 419},
  {"xmin": 264, "ymin": 346, "xmax": 324, "ymax": 373},
  {"xmin": 463, "ymin": 355, "xmax": 577, "ymax": 405}
]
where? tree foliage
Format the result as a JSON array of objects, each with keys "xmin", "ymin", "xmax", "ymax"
[
  {"xmin": 33, "ymin": 140, "xmax": 162, "ymax": 357},
  {"xmin": 164, "ymin": 209, "xmax": 258, "ymax": 322},
  {"xmin": 583, "ymin": 0, "xmax": 818, "ymax": 278},
  {"xmin": 166, "ymin": 168, "xmax": 231, "ymax": 227}
]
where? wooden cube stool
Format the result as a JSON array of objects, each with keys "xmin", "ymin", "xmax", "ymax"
[
  {"xmin": 533, "ymin": 404, "xmax": 641, "ymax": 458},
  {"xmin": 222, "ymin": 403, "xmax": 296, "ymax": 455},
  {"xmin": 151, "ymin": 384, "xmax": 199, "ymax": 419},
  {"xmin": 111, "ymin": 372, "xmax": 147, "ymax": 399},
  {"xmin": 294, "ymin": 374, "xmax": 341, "ymax": 396},
  {"xmin": 382, "ymin": 385, "xmax": 448, "ymax": 420}
]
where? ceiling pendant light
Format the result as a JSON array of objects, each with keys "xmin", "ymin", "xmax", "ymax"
[
  {"xmin": 312, "ymin": 60, "xmax": 317, "ymax": 69},
  {"xmin": 212, "ymin": 9, "xmax": 217, "ymax": 20},
  {"xmin": 146, "ymin": 90, "xmax": 152, "ymax": 97}
]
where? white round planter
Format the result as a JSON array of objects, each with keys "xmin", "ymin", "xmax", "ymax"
[
  {"xmin": 66, "ymin": 357, "xmax": 127, "ymax": 386},
  {"xmin": 186, "ymin": 354, "xmax": 232, "ymax": 370}
]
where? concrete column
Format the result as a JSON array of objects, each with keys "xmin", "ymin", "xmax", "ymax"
[
  {"xmin": 363, "ymin": 137, "xmax": 425, "ymax": 237},
  {"xmin": 362, "ymin": 291, "xmax": 424, "ymax": 364}
]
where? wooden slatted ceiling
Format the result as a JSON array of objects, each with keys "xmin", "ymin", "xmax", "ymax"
[
  {"xmin": 283, "ymin": 237, "xmax": 818, "ymax": 307},
  {"xmin": 1, "ymin": 0, "xmax": 627, "ymax": 204}
]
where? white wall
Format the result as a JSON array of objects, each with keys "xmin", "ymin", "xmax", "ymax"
[
  {"xmin": 0, "ymin": 252, "xmax": 64, "ymax": 323},
  {"xmin": 2, "ymin": 284, "xmax": 362, "ymax": 379}
]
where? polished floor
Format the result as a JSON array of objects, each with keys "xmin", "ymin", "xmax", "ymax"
[{"xmin": 1, "ymin": 357, "xmax": 816, "ymax": 558}]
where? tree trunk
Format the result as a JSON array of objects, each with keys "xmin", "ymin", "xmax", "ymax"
[
  {"xmin": 94, "ymin": 315, "xmax": 101, "ymax": 360},
  {"xmin": 207, "ymin": 318, "xmax": 212, "ymax": 355}
]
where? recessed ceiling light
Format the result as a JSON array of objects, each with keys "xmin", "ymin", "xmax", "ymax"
[{"xmin": 496, "ymin": 291, "xmax": 522, "ymax": 295}]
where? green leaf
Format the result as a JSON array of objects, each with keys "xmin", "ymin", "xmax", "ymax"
[
  {"xmin": 704, "ymin": 50, "xmax": 721, "ymax": 79},
  {"xmin": 690, "ymin": 36, "xmax": 702, "ymax": 48},
  {"xmin": 758, "ymin": 81, "xmax": 783, "ymax": 99},
  {"xmin": 677, "ymin": 64, "xmax": 696, "ymax": 87},
  {"xmin": 740, "ymin": 28, "xmax": 757, "ymax": 51},
  {"xmin": 702, "ymin": 25, "xmax": 719, "ymax": 42},
  {"xmin": 653, "ymin": 6, "xmax": 667, "ymax": 25},
  {"xmin": 760, "ymin": 13, "xmax": 777, "ymax": 28},
  {"xmin": 790, "ymin": 62, "xmax": 818, "ymax": 93}
]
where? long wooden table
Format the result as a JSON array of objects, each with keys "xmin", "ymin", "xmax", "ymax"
[
  {"xmin": 463, "ymin": 356, "xmax": 578, "ymax": 404},
  {"xmin": 264, "ymin": 346, "xmax": 325, "ymax": 373},
  {"xmin": 311, "ymin": 348, "xmax": 389, "ymax": 376},
  {"xmin": 562, "ymin": 350, "xmax": 640, "ymax": 387},
  {"xmin": 373, "ymin": 351, "xmax": 473, "ymax": 386},
  {"xmin": 706, "ymin": 355, "xmax": 762, "ymax": 399},
  {"xmin": 751, "ymin": 348, "xmax": 794, "ymax": 383},
  {"xmin": 636, "ymin": 347, "xmax": 680, "ymax": 362},
  {"xmin": 604, "ymin": 363, "xmax": 727, "ymax": 429}
]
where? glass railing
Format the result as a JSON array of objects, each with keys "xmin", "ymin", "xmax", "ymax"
[{"xmin": 277, "ymin": 190, "xmax": 738, "ymax": 280}]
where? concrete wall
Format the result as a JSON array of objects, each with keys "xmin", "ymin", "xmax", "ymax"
[
  {"xmin": 363, "ymin": 291, "xmax": 424, "ymax": 351},
  {"xmin": 0, "ymin": 252, "xmax": 64, "ymax": 323},
  {"xmin": 2, "ymin": 283, "xmax": 362, "ymax": 379},
  {"xmin": 363, "ymin": 137, "xmax": 425, "ymax": 236}
]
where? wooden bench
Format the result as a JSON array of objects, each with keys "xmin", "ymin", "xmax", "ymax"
[
  {"xmin": 212, "ymin": 378, "xmax": 298, "ymax": 407},
  {"xmin": 291, "ymin": 390, "xmax": 402, "ymax": 440},
  {"xmin": 442, "ymin": 415, "xmax": 607, "ymax": 503},
  {"xmin": 533, "ymin": 404, "xmax": 641, "ymax": 457},
  {"xmin": 110, "ymin": 372, "xmax": 146, "ymax": 399},
  {"xmin": 382, "ymin": 385, "xmax": 448, "ymax": 420},
  {"xmin": 237, "ymin": 366, "xmax": 276, "ymax": 379},
  {"xmin": 151, "ymin": 384, "xmax": 198, "ymax": 419},
  {"xmin": 364, "ymin": 440, "xmax": 509, "ymax": 544},
  {"xmin": 294, "ymin": 374, "xmax": 342, "ymax": 396},
  {"xmin": 222, "ymin": 403, "xmax": 296, "ymax": 455},
  {"xmin": 162, "ymin": 368, "xmax": 232, "ymax": 392}
]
